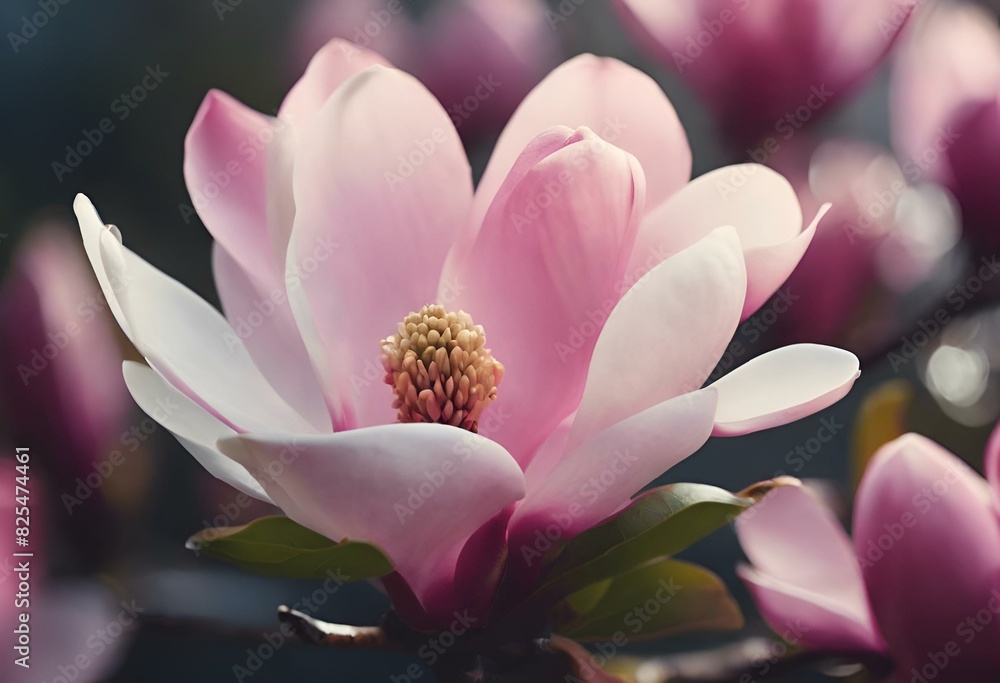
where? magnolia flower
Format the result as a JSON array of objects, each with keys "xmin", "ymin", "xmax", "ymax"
[
  {"xmin": 615, "ymin": 0, "xmax": 918, "ymax": 147},
  {"xmin": 288, "ymin": 0, "xmax": 558, "ymax": 137},
  {"xmin": 0, "ymin": 226, "xmax": 127, "ymax": 479},
  {"xmin": 76, "ymin": 39, "xmax": 860, "ymax": 628},
  {"xmin": 0, "ymin": 225, "xmax": 127, "ymax": 563},
  {"xmin": 768, "ymin": 138, "xmax": 959, "ymax": 354},
  {"xmin": 891, "ymin": 1, "xmax": 1000, "ymax": 248},
  {"xmin": 737, "ymin": 431, "xmax": 1000, "ymax": 681}
]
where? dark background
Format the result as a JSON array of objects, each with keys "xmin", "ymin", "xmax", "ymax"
[{"xmin": 1, "ymin": 1, "xmax": 995, "ymax": 681}]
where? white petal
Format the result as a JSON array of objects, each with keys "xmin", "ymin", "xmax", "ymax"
[
  {"xmin": 217, "ymin": 424, "xmax": 525, "ymax": 610},
  {"xmin": 568, "ymin": 227, "xmax": 746, "ymax": 451},
  {"xmin": 710, "ymin": 344, "xmax": 860, "ymax": 436},
  {"xmin": 122, "ymin": 361, "xmax": 271, "ymax": 502},
  {"xmin": 76, "ymin": 194, "xmax": 318, "ymax": 434}
]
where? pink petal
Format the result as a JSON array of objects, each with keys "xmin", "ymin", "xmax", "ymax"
[
  {"xmin": 212, "ymin": 244, "xmax": 330, "ymax": 432},
  {"xmin": 76, "ymin": 195, "xmax": 317, "ymax": 435},
  {"xmin": 183, "ymin": 89, "xmax": 282, "ymax": 278},
  {"xmin": 710, "ymin": 344, "xmax": 859, "ymax": 437},
  {"xmin": 288, "ymin": 66, "xmax": 473, "ymax": 430},
  {"xmin": 628, "ymin": 164, "xmax": 824, "ymax": 319},
  {"xmin": 567, "ymin": 227, "xmax": 745, "ymax": 451},
  {"xmin": 511, "ymin": 388, "xmax": 718, "ymax": 548},
  {"xmin": 855, "ymin": 434, "xmax": 1000, "ymax": 677},
  {"xmin": 447, "ymin": 127, "xmax": 644, "ymax": 467},
  {"xmin": 986, "ymin": 421, "xmax": 1000, "ymax": 511},
  {"xmin": 279, "ymin": 38, "xmax": 391, "ymax": 125},
  {"xmin": 736, "ymin": 485, "xmax": 884, "ymax": 653},
  {"xmin": 185, "ymin": 39, "xmax": 387, "ymax": 287},
  {"xmin": 122, "ymin": 361, "xmax": 271, "ymax": 503},
  {"xmin": 217, "ymin": 425, "xmax": 525, "ymax": 615},
  {"xmin": 738, "ymin": 565, "xmax": 886, "ymax": 654},
  {"xmin": 890, "ymin": 2, "xmax": 1000, "ymax": 189},
  {"xmin": 473, "ymin": 54, "xmax": 689, "ymax": 230}
]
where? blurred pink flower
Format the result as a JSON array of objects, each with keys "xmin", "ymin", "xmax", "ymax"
[
  {"xmin": 768, "ymin": 138, "xmax": 959, "ymax": 354},
  {"xmin": 0, "ymin": 226, "xmax": 128, "ymax": 566},
  {"xmin": 615, "ymin": 0, "xmax": 918, "ymax": 148},
  {"xmin": 737, "ymin": 431, "xmax": 1000, "ymax": 681},
  {"xmin": 288, "ymin": 0, "xmax": 559, "ymax": 138},
  {"xmin": 891, "ymin": 1, "xmax": 1000, "ymax": 248},
  {"xmin": 0, "ymin": 226, "xmax": 127, "ymax": 473},
  {"xmin": 76, "ymin": 40, "xmax": 859, "ymax": 628},
  {"xmin": 0, "ymin": 460, "xmax": 125, "ymax": 683}
]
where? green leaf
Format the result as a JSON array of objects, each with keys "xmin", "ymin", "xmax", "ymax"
[
  {"xmin": 537, "ymin": 479, "xmax": 795, "ymax": 600},
  {"xmin": 552, "ymin": 558, "xmax": 743, "ymax": 641},
  {"xmin": 186, "ymin": 515, "xmax": 394, "ymax": 580}
]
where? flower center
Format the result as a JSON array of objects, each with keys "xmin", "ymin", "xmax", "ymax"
[{"xmin": 381, "ymin": 305, "xmax": 503, "ymax": 433}]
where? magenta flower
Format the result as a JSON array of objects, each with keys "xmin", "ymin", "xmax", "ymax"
[
  {"xmin": 737, "ymin": 431, "xmax": 1000, "ymax": 681},
  {"xmin": 891, "ymin": 1, "xmax": 1000, "ymax": 248},
  {"xmin": 288, "ymin": 0, "xmax": 559, "ymax": 137},
  {"xmin": 76, "ymin": 40, "xmax": 859, "ymax": 628},
  {"xmin": 615, "ymin": 0, "xmax": 918, "ymax": 148},
  {"xmin": 0, "ymin": 225, "xmax": 128, "ymax": 564},
  {"xmin": 767, "ymin": 137, "xmax": 959, "ymax": 353},
  {"xmin": 0, "ymin": 226, "xmax": 127, "ymax": 476}
]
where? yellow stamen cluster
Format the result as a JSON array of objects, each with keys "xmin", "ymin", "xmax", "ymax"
[{"xmin": 380, "ymin": 305, "xmax": 503, "ymax": 433}]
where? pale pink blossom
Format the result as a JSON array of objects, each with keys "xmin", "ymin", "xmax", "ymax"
[{"xmin": 76, "ymin": 40, "xmax": 859, "ymax": 627}]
